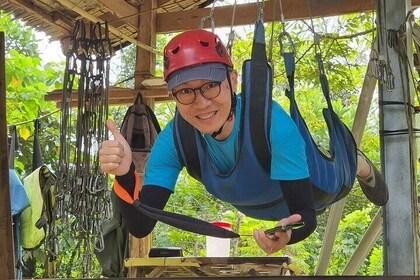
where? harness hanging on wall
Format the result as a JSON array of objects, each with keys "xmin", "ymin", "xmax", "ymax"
[{"xmin": 120, "ymin": 92, "xmax": 161, "ymax": 174}]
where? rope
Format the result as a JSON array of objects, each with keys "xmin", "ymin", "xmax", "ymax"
[
  {"xmin": 226, "ymin": 0, "xmax": 237, "ymax": 56},
  {"xmin": 7, "ymin": 109, "xmax": 60, "ymax": 127}
]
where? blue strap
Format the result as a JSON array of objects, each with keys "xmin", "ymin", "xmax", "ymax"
[
  {"xmin": 283, "ymin": 51, "xmax": 357, "ymax": 205},
  {"xmin": 248, "ymin": 20, "xmax": 272, "ymax": 173}
]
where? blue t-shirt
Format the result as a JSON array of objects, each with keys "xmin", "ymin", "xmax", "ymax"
[{"xmin": 144, "ymin": 95, "xmax": 309, "ymax": 191}]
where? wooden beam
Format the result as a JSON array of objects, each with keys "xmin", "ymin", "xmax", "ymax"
[
  {"xmin": 0, "ymin": 31, "xmax": 15, "ymax": 280},
  {"xmin": 45, "ymin": 87, "xmax": 172, "ymax": 107},
  {"xmin": 134, "ymin": 0, "xmax": 157, "ymax": 84},
  {"xmin": 96, "ymin": 0, "xmax": 139, "ymax": 28},
  {"xmin": 156, "ymin": 0, "xmax": 420, "ymax": 33}
]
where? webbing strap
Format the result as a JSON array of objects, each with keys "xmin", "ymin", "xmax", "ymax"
[
  {"xmin": 249, "ymin": 20, "xmax": 272, "ymax": 173},
  {"xmin": 132, "ymin": 200, "xmax": 239, "ymax": 238},
  {"xmin": 173, "ymin": 110, "xmax": 202, "ymax": 181},
  {"xmin": 32, "ymin": 119, "xmax": 44, "ymax": 171},
  {"xmin": 283, "ymin": 50, "xmax": 357, "ymax": 199},
  {"xmin": 8, "ymin": 125, "xmax": 17, "ymax": 168}
]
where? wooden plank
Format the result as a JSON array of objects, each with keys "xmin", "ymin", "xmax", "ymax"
[
  {"xmin": 125, "ymin": 257, "xmax": 201, "ymax": 267},
  {"xmin": 156, "ymin": 0, "xmax": 420, "ymax": 33},
  {"xmin": 125, "ymin": 257, "xmax": 293, "ymax": 277},
  {"xmin": 0, "ymin": 31, "xmax": 15, "ymax": 280},
  {"xmin": 125, "ymin": 256, "xmax": 290, "ymax": 267},
  {"xmin": 45, "ymin": 86, "xmax": 171, "ymax": 107},
  {"xmin": 56, "ymin": 0, "xmax": 161, "ymax": 55},
  {"xmin": 96, "ymin": 0, "xmax": 138, "ymax": 28}
]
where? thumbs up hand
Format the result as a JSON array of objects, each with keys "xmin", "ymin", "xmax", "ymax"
[{"xmin": 99, "ymin": 119, "xmax": 133, "ymax": 176}]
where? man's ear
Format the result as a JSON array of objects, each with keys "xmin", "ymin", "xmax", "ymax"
[{"xmin": 229, "ymin": 70, "xmax": 238, "ymax": 92}]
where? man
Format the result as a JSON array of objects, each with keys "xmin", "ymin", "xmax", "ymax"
[{"xmin": 99, "ymin": 29, "xmax": 387, "ymax": 254}]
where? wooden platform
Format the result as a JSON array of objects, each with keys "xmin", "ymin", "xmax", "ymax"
[{"xmin": 125, "ymin": 257, "xmax": 296, "ymax": 278}]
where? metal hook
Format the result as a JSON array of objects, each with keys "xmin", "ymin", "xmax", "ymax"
[
  {"xmin": 278, "ymin": 31, "xmax": 295, "ymax": 55},
  {"xmin": 199, "ymin": 16, "xmax": 215, "ymax": 32},
  {"xmin": 199, "ymin": 0, "xmax": 219, "ymax": 32}
]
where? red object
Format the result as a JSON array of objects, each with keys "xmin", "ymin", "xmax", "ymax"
[
  {"xmin": 163, "ymin": 29, "xmax": 233, "ymax": 81},
  {"xmin": 212, "ymin": 221, "xmax": 232, "ymax": 230}
]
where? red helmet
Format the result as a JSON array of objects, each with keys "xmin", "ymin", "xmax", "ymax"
[{"xmin": 163, "ymin": 29, "xmax": 233, "ymax": 82}]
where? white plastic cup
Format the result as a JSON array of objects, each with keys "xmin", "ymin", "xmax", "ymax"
[{"xmin": 206, "ymin": 221, "xmax": 231, "ymax": 257}]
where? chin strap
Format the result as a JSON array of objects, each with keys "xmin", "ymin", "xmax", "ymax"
[{"xmin": 211, "ymin": 70, "xmax": 237, "ymax": 138}]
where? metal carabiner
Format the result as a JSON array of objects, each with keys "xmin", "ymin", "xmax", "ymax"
[
  {"xmin": 278, "ymin": 31, "xmax": 295, "ymax": 55},
  {"xmin": 199, "ymin": 16, "xmax": 215, "ymax": 31}
]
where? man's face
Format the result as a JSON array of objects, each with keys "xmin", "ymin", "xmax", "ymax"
[{"xmin": 173, "ymin": 71, "xmax": 237, "ymax": 135}]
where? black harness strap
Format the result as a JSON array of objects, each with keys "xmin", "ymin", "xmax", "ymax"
[
  {"xmin": 173, "ymin": 110, "xmax": 202, "ymax": 181},
  {"xmin": 8, "ymin": 125, "xmax": 17, "ymax": 168},
  {"xmin": 132, "ymin": 200, "xmax": 239, "ymax": 238},
  {"xmin": 248, "ymin": 20, "xmax": 272, "ymax": 173}
]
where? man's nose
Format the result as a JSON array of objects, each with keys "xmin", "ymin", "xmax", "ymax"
[{"xmin": 192, "ymin": 89, "xmax": 211, "ymax": 106}]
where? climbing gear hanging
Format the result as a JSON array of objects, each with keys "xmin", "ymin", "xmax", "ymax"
[{"xmin": 56, "ymin": 19, "xmax": 113, "ymax": 276}]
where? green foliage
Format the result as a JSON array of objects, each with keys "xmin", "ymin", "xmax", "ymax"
[
  {"xmin": 0, "ymin": 11, "xmax": 39, "ymax": 57},
  {"xmin": 3, "ymin": 13, "xmax": 64, "ymax": 177},
  {"xmin": 366, "ymin": 246, "xmax": 384, "ymax": 275}
]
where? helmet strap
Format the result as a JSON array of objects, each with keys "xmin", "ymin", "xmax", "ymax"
[{"xmin": 211, "ymin": 69, "xmax": 237, "ymax": 138}]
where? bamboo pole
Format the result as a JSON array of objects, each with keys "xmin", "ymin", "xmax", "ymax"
[{"xmin": 0, "ymin": 31, "xmax": 15, "ymax": 280}]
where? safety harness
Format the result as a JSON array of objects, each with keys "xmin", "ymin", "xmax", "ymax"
[
  {"xmin": 174, "ymin": 21, "xmax": 358, "ymax": 213},
  {"xmin": 117, "ymin": 19, "xmax": 358, "ymax": 237}
]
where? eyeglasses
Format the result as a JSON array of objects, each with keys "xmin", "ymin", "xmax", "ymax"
[{"xmin": 172, "ymin": 81, "xmax": 222, "ymax": 105}]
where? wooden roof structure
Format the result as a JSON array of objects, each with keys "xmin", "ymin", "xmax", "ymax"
[
  {"xmin": 2, "ymin": 0, "xmax": 414, "ymax": 45},
  {"xmin": 3, "ymin": 0, "xmax": 420, "ymax": 105}
]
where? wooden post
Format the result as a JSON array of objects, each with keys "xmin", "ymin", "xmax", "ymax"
[
  {"xmin": 379, "ymin": 0, "xmax": 420, "ymax": 274},
  {"xmin": 0, "ymin": 31, "xmax": 16, "ymax": 280},
  {"xmin": 127, "ymin": 1, "xmax": 158, "ymax": 277}
]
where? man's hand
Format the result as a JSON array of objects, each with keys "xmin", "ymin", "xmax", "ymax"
[
  {"xmin": 99, "ymin": 119, "xmax": 132, "ymax": 176},
  {"xmin": 253, "ymin": 213, "xmax": 302, "ymax": 254}
]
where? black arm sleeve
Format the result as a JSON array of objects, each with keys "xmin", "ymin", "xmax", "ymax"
[
  {"xmin": 115, "ymin": 164, "xmax": 172, "ymax": 238},
  {"xmin": 279, "ymin": 178, "xmax": 317, "ymax": 244}
]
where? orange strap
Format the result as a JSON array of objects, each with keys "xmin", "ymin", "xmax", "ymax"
[{"xmin": 113, "ymin": 171, "xmax": 140, "ymax": 204}]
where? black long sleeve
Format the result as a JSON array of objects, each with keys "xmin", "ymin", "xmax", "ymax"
[
  {"xmin": 279, "ymin": 178, "xmax": 317, "ymax": 244},
  {"xmin": 115, "ymin": 164, "xmax": 172, "ymax": 238}
]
